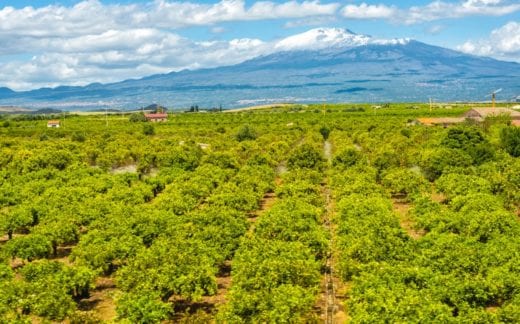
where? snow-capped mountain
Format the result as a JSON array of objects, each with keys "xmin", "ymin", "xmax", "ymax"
[
  {"xmin": 0, "ymin": 28, "xmax": 519, "ymax": 110},
  {"xmin": 274, "ymin": 28, "xmax": 410, "ymax": 51}
]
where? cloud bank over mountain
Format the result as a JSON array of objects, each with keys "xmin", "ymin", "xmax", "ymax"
[
  {"xmin": 0, "ymin": 27, "xmax": 412, "ymax": 91},
  {"xmin": 0, "ymin": 0, "xmax": 518, "ymax": 90},
  {"xmin": 458, "ymin": 21, "xmax": 520, "ymax": 62}
]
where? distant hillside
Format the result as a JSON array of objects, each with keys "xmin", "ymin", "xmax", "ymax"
[
  {"xmin": 0, "ymin": 87, "xmax": 14, "ymax": 96},
  {"xmin": 32, "ymin": 108, "xmax": 63, "ymax": 115},
  {"xmin": 0, "ymin": 106, "xmax": 32, "ymax": 114},
  {"xmin": 0, "ymin": 29, "xmax": 519, "ymax": 110}
]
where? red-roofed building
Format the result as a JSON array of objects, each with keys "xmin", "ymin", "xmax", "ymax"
[
  {"xmin": 47, "ymin": 120, "xmax": 61, "ymax": 128},
  {"xmin": 144, "ymin": 113, "xmax": 168, "ymax": 122}
]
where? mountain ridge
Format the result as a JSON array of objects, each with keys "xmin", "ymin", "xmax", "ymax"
[{"xmin": 1, "ymin": 29, "xmax": 519, "ymax": 110}]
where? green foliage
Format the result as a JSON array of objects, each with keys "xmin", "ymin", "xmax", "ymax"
[
  {"xmin": 319, "ymin": 125, "xmax": 331, "ymax": 140},
  {"xmin": 129, "ymin": 113, "xmax": 147, "ymax": 122},
  {"xmin": 72, "ymin": 229, "xmax": 143, "ymax": 274},
  {"xmin": 287, "ymin": 144, "xmax": 324, "ymax": 170},
  {"xmin": 223, "ymin": 239, "xmax": 320, "ymax": 322},
  {"xmin": 400, "ymin": 127, "xmax": 412, "ymax": 138},
  {"xmin": 235, "ymin": 124, "xmax": 257, "ymax": 141},
  {"xmin": 336, "ymin": 194, "xmax": 411, "ymax": 280},
  {"xmin": 23, "ymin": 280, "xmax": 76, "ymax": 320},
  {"xmin": 117, "ymin": 238, "xmax": 218, "ymax": 301},
  {"xmin": 435, "ymin": 173, "xmax": 492, "ymax": 201},
  {"xmin": 0, "ymin": 207, "xmax": 33, "ymax": 240},
  {"xmin": 442, "ymin": 127, "xmax": 486, "ymax": 150},
  {"xmin": 20, "ymin": 260, "xmax": 96, "ymax": 299},
  {"xmin": 255, "ymin": 200, "xmax": 329, "ymax": 258},
  {"xmin": 5, "ymin": 234, "xmax": 52, "ymax": 261},
  {"xmin": 202, "ymin": 152, "xmax": 238, "ymax": 169},
  {"xmin": 71, "ymin": 132, "xmax": 86, "ymax": 142},
  {"xmin": 373, "ymin": 151, "xmax": 400, "ymax": 171},
  {"xmin": 0, "ymin": 105, "xmax": 517, "ymax": 323},
  {"xmin": 158, "ymin": 144, "xmax": 203, "ymax": 170},
  {"xmin": 332, "ymin": 147, "xmax": 364, "ymax": 168},
  {"xmin": 441, "ymin": 126, "xmax": 495, "ymax": 164},
  {"xmin": 500, "ymin": 126, "xmax": 520, "ymax": 157},
  {"xmin": 0, "ymin": 263, "xmax": 13, "ymax": 282},
  {"xmin": 142, "ymin": 123, "xmax": 155, "ymax": 135},
  {"xmin": 381, "ymin": 168, "xmax": 429, "ymax": 198},
  {"xmin": 117, "ymin": 291, "xmax": 171, "ymax": 323},
  {"xmin": 483, "ymin": 113, "xmax": 512, "ymax": 129},
  {"xmin": 420, "ymin": 148, "xmax": 473, "ymax": 181}
]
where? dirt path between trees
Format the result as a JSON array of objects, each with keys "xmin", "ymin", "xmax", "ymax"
[
  {"xmin": 392, "ymin": 198, "xmax": 426, "ymax": 240},
  {"xmin": 315, "ymin": 140, "xmax": 348, "ymax": 323}
]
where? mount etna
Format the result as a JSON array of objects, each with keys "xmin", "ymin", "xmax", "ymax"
[{"xmin": 1, "ymin": 28, "xmax": 519, "ymax": 110}]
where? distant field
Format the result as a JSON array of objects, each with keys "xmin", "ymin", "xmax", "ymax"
[
  {"xmin": 0, "ymin": 104, "xmax": 518, "ymax": 323},
  {"xmin": 223, "ymin": 103, "xmax": 298, "ymax": 112}
]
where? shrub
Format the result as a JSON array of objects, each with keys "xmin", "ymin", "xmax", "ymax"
[
  {"xmin": 236, "ymin": 125, "xmax": 256, "ymax": 141},
  {"xmin": 500, "ymin": 127, "xmax": 520, "ymax": 157},
  {"xmin": 287, "ymin": 144, "xmax": 324, "ymax": 170},
  {"xmin": 319, "ymin": 126, "xmax": 331, "ymax": 140},
  {"xmin": 381, "ymin": 168, "xmax": 429, "ymax": 198},
  {"xmin": 71, "ymin": 132, "xmax": 86, "ymax": 142},
  {"xmin": 333, "ymin": 148, "xmax": 363, "ymax": 168},
  {"xmin": 142, "ymin": 124, "xmax": 155, "ymax": 136},
  {"xmin": 129, "ymin": 113, "xmax": 147, "ymax": 122}
]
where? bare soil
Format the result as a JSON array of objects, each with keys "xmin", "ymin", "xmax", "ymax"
[
  {"xmin": 315, "ymin": 142, "xmax": 348, "ymax": 323},
  {"xmin": 431, "ymin": 192, "xmax": 447, "ymax": 204},
  {"xmin": 0, "ymin": 233, "xmax": 25, "ymax": 244},
  {"xmin": 80, "ymin": 277, "xmax": 118, "ymax": 322},
  {"xmin": 110, "ymin": 164, "xmax": 137, "ymax": 174},
  {"xmin": 392, "ymin": 199, "xmax": 426, "ymax": 239}
]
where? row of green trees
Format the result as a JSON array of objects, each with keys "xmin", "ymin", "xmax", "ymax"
[
  {"xmin": 0, "ymin": 106, "xmax": 518, "ymax": 322},
  {"xmin": 328, "ymin": 120, "xmax": 520, "ymax": 322},
  {"xmin": 221, "ymin": 141, "xmax": 328, "ymax": 322}
]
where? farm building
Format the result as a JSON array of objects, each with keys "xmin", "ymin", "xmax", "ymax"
[
  {"xmin": 463, "ymin": 108, "xmax": 520, "ymax": 121},
  {"xmin": 144, "ymin": 113, "xmax": 168, "ymax": 122},
  {"xmin": 415, "ymin": 117, "xmax": 466, "ymax": 127},
  {"xmin": 47, "ymin": 120, "xmax": 61, "ymax": 128},
  {"xmin": 416, "ymin": 107, "xmax": 520, "ymax": 127}
]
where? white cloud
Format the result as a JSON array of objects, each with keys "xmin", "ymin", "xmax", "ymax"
[
  {"xmin": 0, "ymin": 0, "xmax": 339, "ymax": 37},
  {"xmin": 284, "ymin": 16, "xmax": 337, "ymax": 28},
  {"xmin": 0, "ymin": 0, "xmax": 342, "ymax": 90},
  {"xmin": 0, "ymin": 27, "xmax": 413, "ymax": 91},
  {"xmin": 247, "ymin": 0, "xmax": 339, "ymax": 19},
  {"xmin": 340, "ymin": 1, "xmax": 520, "ymax": 24},
  {"xmin": 405, "ymin": 0, "xmax": 520, "ymax": 24},
  {"xmin": 0, "ymin": 0, "xmax": 518, "ymax": 90},
  {"xmin": 0, "ymin": 29, "xmax": 270, "ymax": 90},
  {"xmin": 425, "ymin": 24, "xmax": 445, "ymax": 35},
  {"xmin": 457, "ymin": 21, "xmax": 520, "ymax": 62},
  {"xmin": 341, "ymin": 3, "xmax": 397, "ymax": 19},
  {"xmin": 211, "ymin": 26, "xmax": 226, "ymax": 34}
]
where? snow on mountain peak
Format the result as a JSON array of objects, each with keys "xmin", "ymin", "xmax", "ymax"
[
  {"xmin": 274, "ymin": 28, "xmax": 371, "ymax": 51},
  {"xmin": 274, "ymin": 28, "xmax": 411, "ymax": 51}
]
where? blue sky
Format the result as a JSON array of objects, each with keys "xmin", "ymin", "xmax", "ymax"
[{"xmin": 0, "ymin": 0, "xmax": 518, "ymax": 90}]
